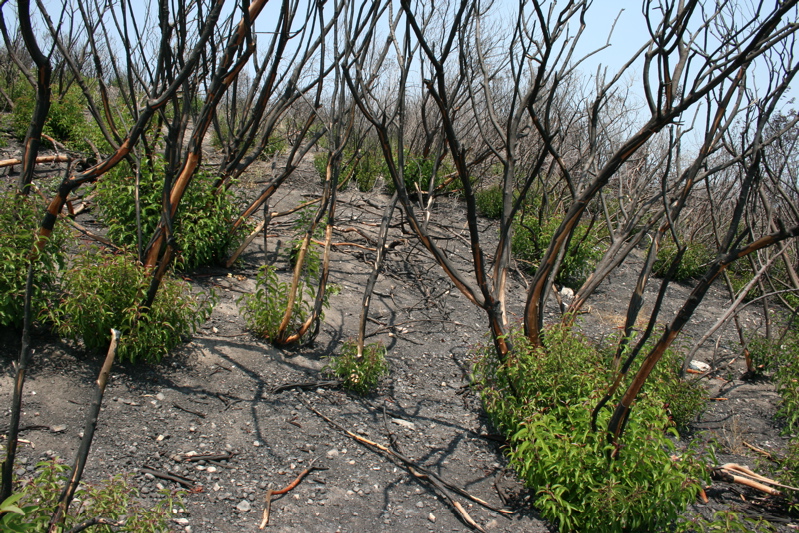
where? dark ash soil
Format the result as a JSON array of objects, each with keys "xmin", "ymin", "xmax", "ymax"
[{"xmin": 0, "ymin": 145, "xmax": 794, "ymax": 532}]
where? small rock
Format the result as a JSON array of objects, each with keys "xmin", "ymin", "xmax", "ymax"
[
  {"xmin": 391, "ymin": 418, "xmax": 416, "ymax": 430},
  {"xmin": 51, "ymin": 425, "xmax": 66, "ymax": 433},
  {"xmin": 253, "ymin": 440, "xmax": 261, "ymax": 447},
  {"xmin": 326, "ymin": 448, "xmax": 339, "ymax": 458},
  {"xmin": 428, "ymin": 513, "xmax": 436, "ymax": 523},
  {"xmin": 236, "ymin": 500, "xmax": 251, "ymax": 512},
  {"xmin": 156, "ymin": 393, "xmax": 166, "ymax": 401},
  {"xmin": 173, "ymin": 518, "xmax": 189, "ymax": 526},
  {"xmin": 689, "ymin": 360, "xmax": 711, "ymax": 372}
]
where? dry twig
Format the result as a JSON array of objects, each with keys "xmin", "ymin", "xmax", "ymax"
[
  {"xmin": 139, "ymin": 466, "xmax": 199, "ymax": 490},
  {"xmin": 713, "ymin": 463, "xmax": 799, "ymax": 497},
  {"xmin": 259, "ymin": 457, "xmax": 326, "ymax": 529},
  {"xmin": 302, "ymin": 397, "xmax": 511, "ymax": 531}
]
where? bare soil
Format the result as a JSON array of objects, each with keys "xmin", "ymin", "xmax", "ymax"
[{"xmin": 0, "ymin": 143, "xmax": 794, "ymax": 532}]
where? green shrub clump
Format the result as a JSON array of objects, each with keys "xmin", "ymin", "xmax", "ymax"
[
  {"xmin": 239, "ymin": 209, "xmax": 336, "ymax": 344},
  {"xmin": 653, "ymin": 239, "xmax": 714, "ymax": 282},
  {"xmin": 474, "ymin": 185, "xmax": 604, "ymax": 287},
  {"xmin": 326, "ymin": 341, "xmax": 388, "ymax": 395},
  {"xmin": 95, "ymin": 157, "xmax": 242, "ymax": 270},
  {"xmin": 472, "ymin": 327, "xmax": 707, "ymax": 532},
  {"xmin": 750, "ymin": 328, "xmax": 799, "ymax": 511},
  {"xmin": 12, "ymin": 85, "xmax": 92, "ymax": 152},
  {"xmin": 513, "ymin": 204, "xmax": 603, "ymax": 288},
  {"xmin": 0, "ymin": 458, "xmax": 181, "ymax": 532},
  {"xmin": 54, "ymin": 248, "xmax": 214, "ymax": 363},
  {"xmin": 383, "ymin": 150, "xmax": 456, "ymax": 196},
  {"xmin": 314, "ymin": 148, "xmax": 386, "ymax": 192},
  {"xmin": 475, "ymin": 184, "xmax": 504, "ymax": 219},
  {"xmin": 747, "ymin": 330, "xmax": 799, "ymax": 433},
  {"xmin": 0, "ymin": 192, "xmax": 66, "ymax": 328},
  {"xmin": 238, "ymin": 264, "xmax": 314, "ymax": 341}
]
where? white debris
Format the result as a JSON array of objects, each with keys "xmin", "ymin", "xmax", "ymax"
[
  {"xmin": 392, "ymin": 418, "xmax": 416, "ymax": 430},
  {"xmin": 236, "ymin": 500, "xmax": 251, "ymax": 512},
  {"xmin": 689, "ymin": 360, "xmax": 711, "ymax": 372}
]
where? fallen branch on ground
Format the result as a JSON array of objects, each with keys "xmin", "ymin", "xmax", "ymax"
[
  {"xmin": 272, "ymin": 380, "xmax": 341, "ymax": 394},
  {"xmin": 301, "ymin": 397, "xmax": 512, "ymax": 532},
  {"xmin": 259, "ymin": 457, "xmax": 327, "ymax": 529},
  {"xmin": 66, "ymin": 517, "xmax": 126, "ymax": 533},
  {"xmin": 178, "ymin": 451, "xmax": 236, "ymax": 463},
  {"xmin": 713, "ymin": 463, "xmax": 799, "ymax": 497},
  {"xmin": 0, "ymin": 154, "xmax": 72, "ymax": 168},
  {"xmin": 172, "ymin": 403, "xmax": 207, "ymax": 418},
  {"xmin": 743, "ymin": 441, "xmax": 776, "ymax": 461},
  {"xmin": 48, "ymin": 329, "xmax": 120, "ymax": 532},
  {"xmin": 139, "ymin": 466, "xmax": 199, "ymax": 490}
]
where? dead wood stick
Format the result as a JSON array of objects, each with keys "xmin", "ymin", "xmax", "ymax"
[
  {"xmin": 29, "ymin": 184, "xmax": 115, "ymax": 249},
  {"xmin": 0, "ymin": 424, "xmax": 50, "ymax": 434},
  {"xmin": 272, "ymin": 380, "xmax": 341, "ymax": 394},
  {"xmin": 454, "ymin": 501, "xmax": 484, "ymax": 532},
  {"xmin": 225, "ymin": 218, "xmax": 266, "ymax": 268},
  {"xmin": 377, "ymin": 404, "xmax": 489, "ymax": 531},
  {"xmin": 742, "ymin": 441, "xmax": 775, "ymax": 460},
  {"xmin": 310, "ymin": 238, "xmax": 376, "ymax": 251},
  {"xmin": 208, "ymin": 459, "xmax": 234, "ymax": 469},
  {"xmin": 65, "ymin": 517, "xmax": 126, "ymax": 533},
  {"xmin": 179, "ymin": 451, "xmax": 236, "ymax": 463},
  {"xmin": 720, "ymin": 463, "xmax": 799, "ymax": 492},
  {"xmin": 139, "ymin": 466, "xmax": 199, "ymax": 489},
  {"xmin": 408, "ymin": 464, "xmax": 485, "ymax": 532},
  {"xmin": 172, "ymin": 403, "xmax": 207, "ymax": 418},
  {"xmin": 64, "ymin": 218, "xmax": 117, "ymax": 248},
  {"xmin": 333, "ymin": 225, "xmax": 379, "ymax": 245},
  {"xmin": 493, "ymin": 478, "xmax": 509, "ymax": 507},
  {"xmin": 302, "ymin": 398, "xmax": 512, "ymax": 516},
  {"xmin": 259, "ymin": 458, "xmax": 326, "ymax": 529},
  {"xmin": 713, "ymin": 469, "xmax": 782, "ymax": 496},
  {"xmin": 225, "ymin": 198, "xmax": 322, "ymax": 267},
  {"xmin": 0, "ymin": 154, "xmax": 72, "ymax": 168},
  {"xmin": 48, "ymin": 329, "xmax": 121, "ymax": 533}
]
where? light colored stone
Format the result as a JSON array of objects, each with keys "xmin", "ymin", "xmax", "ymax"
[
  {"xmin": 392, "ymin": 418, "xmax": 416, "ymax": 430},
  {"xmin": 689, "ymin": 360, "xmax": 711, "ymax": 372},
  {"xmin": 236, "ymin": 500, "xmax": 251, "ymax": 512}
]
